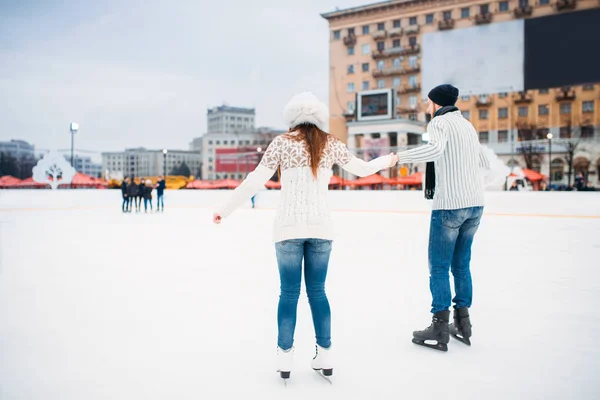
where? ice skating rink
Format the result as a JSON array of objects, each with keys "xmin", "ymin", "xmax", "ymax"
[{"xmin": 1, "ymin": 190, "xmax": 599, "ymax": 400}]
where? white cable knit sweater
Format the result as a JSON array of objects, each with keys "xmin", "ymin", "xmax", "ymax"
[{"xmin": 218, "ymin": 133, "xmax": 392, "ymax": 243}]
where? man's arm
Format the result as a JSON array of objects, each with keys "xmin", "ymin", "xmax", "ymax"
[{"xmin": 396, "ymin": 118, "xmax": 448, "ymax": 164}]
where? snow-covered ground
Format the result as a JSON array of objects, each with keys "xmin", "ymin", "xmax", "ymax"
[{"xmin": 1, "ymin": 190, "xmax": 599, "ymax": 400}]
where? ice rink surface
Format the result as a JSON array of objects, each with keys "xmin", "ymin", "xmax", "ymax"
[{"xmin": 1, "ymin": 190, "xmax": 599, "ymax": 400}]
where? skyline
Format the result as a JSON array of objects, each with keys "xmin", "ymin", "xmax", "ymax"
[{"xmin": 0, "ymin": 0, "xmax": 367, "ymax": 156}]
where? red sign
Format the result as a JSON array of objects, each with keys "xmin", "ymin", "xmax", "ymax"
[{"xmin": 215, "ymin": 148, "xmax": 260, "ymax": 173}]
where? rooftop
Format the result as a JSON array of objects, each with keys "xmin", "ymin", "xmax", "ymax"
[
  {"xmin": 321, "ymin": 0, "xmax": 415, "ymax": 20},
  {"xmin": 207, "ymin": 105, "xmax": 256, "ymax": 115}
]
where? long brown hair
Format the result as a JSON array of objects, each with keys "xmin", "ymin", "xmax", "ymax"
[{"xmin": 283, "ymin": 123, "xmax": 329, "ymax": 179}]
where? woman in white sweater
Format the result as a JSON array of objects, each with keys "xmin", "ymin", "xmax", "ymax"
[{"xmin": 213, "ymin": 92, "xmax": 397, "ymax": 381}]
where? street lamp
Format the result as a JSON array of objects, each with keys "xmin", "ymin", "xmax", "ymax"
[
  {"xmin": 162, "ymin": 149, "xmax": 168, "ymax": 177},
  {"xmin": 70, "ymin": 122, "xmax": 78, "ymax": 189},
  {"xmin": 547, "ymin": 133, "xmax": 553, "ymax": 190}
]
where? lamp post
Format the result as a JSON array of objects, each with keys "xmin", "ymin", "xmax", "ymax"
[
  {"xmin": 162, "ymin": 149, "xmax": 168, "ymax": 177},
  {"xmin": 70, "ymin": 123, "xmax": 78, "ymax": 189},
  {"xmin": 547, "ymin": 133, "xmax": 553, "ymax": 190}
]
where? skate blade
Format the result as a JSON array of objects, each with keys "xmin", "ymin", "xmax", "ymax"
[
  {"xmin": 313, "ymin": 369, "xmax": 333, "ymax": 385},
  {"xmin": 451, "ymin": 333, "xmax": 471, "ymax": 346},
  {"xmin": 412, "ymin": 338, "xmax": 448, "ymax": 352}
]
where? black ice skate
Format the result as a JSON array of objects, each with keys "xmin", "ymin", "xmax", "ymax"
[
  {"xmin": 449, "ymin": 307, "xmax": 472, "ymax": 346},
  {"xmin": 412, "ymin": 310, "xmax": 450, "ymax": 352}
]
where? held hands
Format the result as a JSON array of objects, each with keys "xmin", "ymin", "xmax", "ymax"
[{"xmin": 213, "ymin": 212, "xmax": 222, "ymax": 224}]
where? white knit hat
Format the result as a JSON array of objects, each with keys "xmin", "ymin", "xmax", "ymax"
[{"xmin": 283, "ymin": 92, "xmax": 329, "ymax": 131}]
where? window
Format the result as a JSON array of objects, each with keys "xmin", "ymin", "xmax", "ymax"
[
  {"xmin": 347, "ymin": 83, "xmax": 355, "ymax": 92},
  {"xmin": 347, "ymin": 101, "xmax": 355, "ymax": 112},
  {"xmin": 393, "ymin": 19, "xmax": 401, "ymax": 28},
  {"xmin": 348, "ymin": 65, "xmax": 355, "ymax": 74},
  {"xmin": 409, "ymin": 16, "xmax": 417, "ymax": 25},
  {"xmin": 518, "ymin": 106, "xmax": 529, "ymax": 117},
  {"xmin": 498, "ymin": 107, "xmax": 508, "ymax": 119},
  {"xmin": 582, "ymin": 101, "xmax": 594, "ymax": 113},
  {"xmin": 409, "ymin": 56, "xmax": 418, "ymax": 68},
  {"xmin": 480, "ymin": 4, "xmax": 490, "ymax": 14},
  {"xmin": 443, "ymin": 11, "xmax": 452, "ymax": 20},
  {"xmin": 377, "ymin": 41, "xmax": 385, "ymax": 51},
  {"xmin": 538, "ymin": 104, "xmax": 549, "ymax": 115},
  {"xmin": 393, "ymin": 39, "xmax": 401, "ymax": 48},
  {"xmin": 426, "ymin": 14, "xmax": 434, "ymax": 24},
  {"xmin": 377, "ymin": 60, "xmax": 385, "ymax": 70},
  {"xmin": 378, "ymin": 79, "xmax": 386, "ymax": 89},
  {"xmin": 362, "ymin": 44, "xmax": 371, "ymax": 54},
  {"xmin": 223, "ymin": 140, "xmax": 228, "ymax": 145},
  {"xmin": 479, "ymin": 109, "xmax": 489, "ymax": 119},
  {"xmin": 216, "ymin": 140, "xmax": 221, "ymax": 145},
  {"xmin": 409, "ymin": 95, "xmax": 418, "ymax": 109},
  {"xmin": 499, "ymin": 1, "xmax": 509, "ymax": 11},
  {"xmin": 560, "ymin": 126, "xmax": 571, "ymax": 138},
  {"xmin": 208, "ymin": 140, "xmax": 213, "ymax": 145},
  {"xmin": 560, "ymin": 103, "xmax": 572, "ymax": 114},
  {"xmin": 479, "ymin": 131, "xmax": 489, "ymax": 143},
  {"xmin": 396, "ymin": 96, "xmax": 401, "ymax": 106},
  {"xmin": 377, "ymin": 22, "xmax": 385, "ymax": 31},
  {"xmin": 519, "ymin": 0, "xmax": 529, "ymax": 6},
  {"xmin": 538, "ymin": 88, "xmax": 549, "ymax": 94},
  {"xmin": 348, "ymin": 46, "xmax": 355, "ymax": 55},
  {"xmin": 362, "ymin": 63, "xmax": 370, "ymax": 72},
  {"xmin": 333, "ymin": 30, "xmax": 341, "ymax": 40},
  {"xmin": 362, "ymin": 25, "xmax": 370, "ymax": 35},
  {"xmin": 409, "ymin": 36, "xmax": 417, "ymax": 46},
  {"xmin": 409, "ymin": 75, "xmax": 418, "ymax": 88},
  {"xmin": 348, "ymin": 28, "xmax": 355, "ymax": 35},
  {"xmin": 540, "ymin": 0, "xmax": 549, "ymax": 4},
  {"xmin": 462, "ymin": 110, "xmax": 470, "ymax": 120},
  {"xmin": 498, "ymin": 130, "xmax": 509, "ymax": 143},
  {"xmin": 393, "ymin": 77, "xmax": 401, "ymax": 87},
  {"xmin": 362, "ymin": 81, "xmax": 370, "ymax": 90},
  {"xmin": 461, "ymin": 95, "xmax": 471, "ymax": 101},
  {"xmin": 583, "ymin": 84, "xmax": 595, "ymax": 90},
  {"xmin": 461, "ymin": 8, "xmax": 470, "ymax": 18},
  {"xmin": 581, "ymin": 125, "xmax": 595, "ymax": 138}
]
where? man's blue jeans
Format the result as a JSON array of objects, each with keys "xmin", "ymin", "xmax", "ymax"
[
  {"xmin": 429, "ymin": 207, "xmax": 483, "ymax": 314},
  {"xmin": 275, "ymin": 239, "xmax": 332, "ymax": 350},
  {"xmin": 157, "ymin": 194, "xmax": 164, "ymax": 209}
]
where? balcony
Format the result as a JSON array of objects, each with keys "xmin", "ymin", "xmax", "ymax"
[
  {"xmin": 475, "ymin": 13, "xmax": 493, "ymax": 24},
  {"xmin": 555, "ymin": 0, "xmax": 576, "ymax": 11},
  {"xmin": 372, "ymin": 44, "xmax": 420, "ymax": 59},
  {"xmin": 397, "ymin": 106, "xmax": 418, "ymax": 114},
  {"xmin": 372, "ymin": 30, "xmax": 388, "ymax": 40},
  {"xmin": 476, "ymin": 96, "xmax": 492, "ymax": 107},
  {"xmin": 438, "ymin": 19, "xmax": 455, "ymax": 30},
  {"xmin": 513, "ymin": 91, "xmax": 533, "ymax": 104},
  {"xmin": 343, "ymin": 110, "xmax": 355, "ymax": 121},
  {"xmin": 389, "ymin": 27, "xmax": 403, "ymax": 37},
  {"xmin": 372, "ymin": 64, "xmax": 420, "ymax": 77},
  {"xmin": 513, "ymin": 5, "xmax": 533, "ymax": 18},
  {"xmin": 404, "ymin": 25, "xmax": 420, "ymax": 35},
  {"xmin": 398, "ymin": 84, "xmax": 421, "ymax": 94},
  {"xmin": 556, "ymin": 87, "xmax": 576, "ymax": 101},
  {"xmin": 343, "ymin": 33, "xmax": 357, "ymax": 47}
]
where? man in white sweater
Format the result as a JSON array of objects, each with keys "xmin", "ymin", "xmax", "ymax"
[{"xmin": 396, "ymin": 84, "xmax": 490, "ymax": 351}]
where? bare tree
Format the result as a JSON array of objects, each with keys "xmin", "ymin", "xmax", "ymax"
[
  {"xmin": 516, "ymin": 122, "xmax": 543, "ymax": 169},
  {"xmin": 561, "ymin": 121, "xmax": 581, "ymax": 187}
]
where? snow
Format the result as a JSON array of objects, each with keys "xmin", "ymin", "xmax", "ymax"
[{"xmin": 1, "ymin": 190, "xmax": 599, "ymax": 400}]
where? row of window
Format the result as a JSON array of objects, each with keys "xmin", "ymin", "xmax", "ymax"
[
  {"xmin": 207, "ymin": 174, "xmax": 247, "ymax": 180},
  {"xmin": 458, "ymin": 86, "xmax": 596, "ymax": 101},
  {"xmin": 333, "ymin": 0, "xmax": 543, "ymax": 39},
  {"xmin": 465, "ymin": 101, "xmax": 595, "ymax": 120},
  {"xmin": 208, "ymin": 116, "xmax": 253, "ymax": 122},
  {"xmin": 346, "ymin": 38, "xmax": 418, "ymax": 56},
  {"xmin": 347, "ymin": 76, "xmax": 419, "ymax": 92},
  {"xmin": 348, "ymin": 56, "xmax": 418, "ymax": 74},
  {"xmin": 347, "ymin": 95, "xmax": 419, "ymax": 113},
  {"xmin": 479, "ymin": 126, "xmax": 596, "ymax": 144},
  {"xmin": 206, "ymin": 139, "xmax": 266, "ymax": 146}
]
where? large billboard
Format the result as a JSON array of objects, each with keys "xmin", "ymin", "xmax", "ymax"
[{"xmin": 357, "ymin": 89, "xmax": 394, "ymax": 121}]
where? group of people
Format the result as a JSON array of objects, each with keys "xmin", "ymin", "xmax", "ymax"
[
  {"xmin": 213, "ymin": 85, "xmax": 490, "ymax": 381},
  {"xmin": 120, "ymin": 176, "xmax": 166, "ymax": 212}
]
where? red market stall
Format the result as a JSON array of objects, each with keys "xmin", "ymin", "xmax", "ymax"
[
  {"xmin": 393, "ymin": 171, "xmax": 423, "ymax": 187},
  {"xmin": 0, "ymin": 176, "xmax": 22, "ymax": 188},
  {"xmin": 348, "ymin": 174, "xmax": 394, "ymax": 189}
]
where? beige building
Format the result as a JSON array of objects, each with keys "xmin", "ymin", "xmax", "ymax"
[
  {"xmin": 102, "ymin": 148, "xmax": 201, "ymax": 179},
  {"xmin": 322, "ymin": 0, "xmax": 600, "ymax": 186}
]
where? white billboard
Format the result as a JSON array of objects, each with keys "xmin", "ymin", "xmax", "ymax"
[{"xmin": 421, "ymin": 20, "xmax": 524, "ymax": 97}]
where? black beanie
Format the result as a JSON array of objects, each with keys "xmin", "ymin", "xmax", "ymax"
[{"xmin": 428, "ymin": 84, "xmax": 459, "ymax": 107}]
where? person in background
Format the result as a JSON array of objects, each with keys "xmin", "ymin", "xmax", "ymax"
[
  {"xmin": 156, "ymin": 176, "xmax": 166, "ymax": 212},
  {"xmin": 143, "ymin": 179, "xmax": 154, "ymax": 212},
  {"xmin": 136, "ymin": 178, "xmax": 145, "ymax": 212},
  {"xmin": 510, "ymin": 181, "xmax": 519, "ymax": 191},
  {"xmin": 121, "ymin": 177, "xmax": 130, "ymax": 212},
  {"xmin": 127, "ymin": 177, "xmax": 138, "ymax": 211},
  {"xmin": 213, "ymin": 92, "xmax": 398, "ymax": 381},
  {"xmin": 251, "ymin": 194, "xmax": 256, "ymax": 209}
]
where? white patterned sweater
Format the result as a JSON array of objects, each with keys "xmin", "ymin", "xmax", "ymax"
[{"xmin": 218, "ymin": 132, "xmax": 392, "ymax": 243}]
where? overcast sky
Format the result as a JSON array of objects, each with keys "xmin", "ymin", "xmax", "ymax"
[{"xmin": 0, "ymin": 0, "xmax": 367, "ymax": 158}]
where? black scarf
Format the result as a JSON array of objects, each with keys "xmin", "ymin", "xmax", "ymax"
[{"xmin": 424, "ymin": 105, "xmax": 458, "ymax": 200}]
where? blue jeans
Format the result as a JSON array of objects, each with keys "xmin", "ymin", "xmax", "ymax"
[
  {"xmin": 275, "ymin": 239, "xmax": 332, "ymax": 350},
  {"xmin": 157, "ymin": 194, "xmax": 164, "ymax": 209},
  {"xmin": 122, "ymin": 196, "xmax": 128, "ymax": 211},
  {"xmin": 429, "ymin": 207, "xmax": 484, "ymax": 314},
  {"xmin": 144, "ymin": 198, "xmax": 152, "ymax": 211}
]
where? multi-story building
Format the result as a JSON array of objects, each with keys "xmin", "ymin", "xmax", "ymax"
[
  {"xmin": 207, "ymin": 105, "xmax": 256, "ymax": 134},
  {"xmin": 0, "ymin": 139, "xmax": 35, "ymax": 160},
  {"xmin": 322, "ymin": 0, "xmax": 600, "ymax": 186},
  {"xmin": 63, "ymin": 154, "xmax": 102, "ymax": 178},
  {"xmin": 102, "ymin": 148, "xmax": 202, "ymax": 179}
]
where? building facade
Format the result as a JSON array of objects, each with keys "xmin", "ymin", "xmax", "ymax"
[
  {"xmin": 207, "ymin": 106, "xmax": 256, "ymax": 134},
  {"xmin": 0, "ymin": 139, "xmax": 35, "ymax": 160},
  {"xmin": 322, "ymin": 0, "xmax": 600, "ymax": 186},
  {"xmin": 63, "ymin": 154, "xmax": 102, "ymax": 178},
  {"xmin": 102, "ymin": 148, "xmax": 202, "ymax": 179}
]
